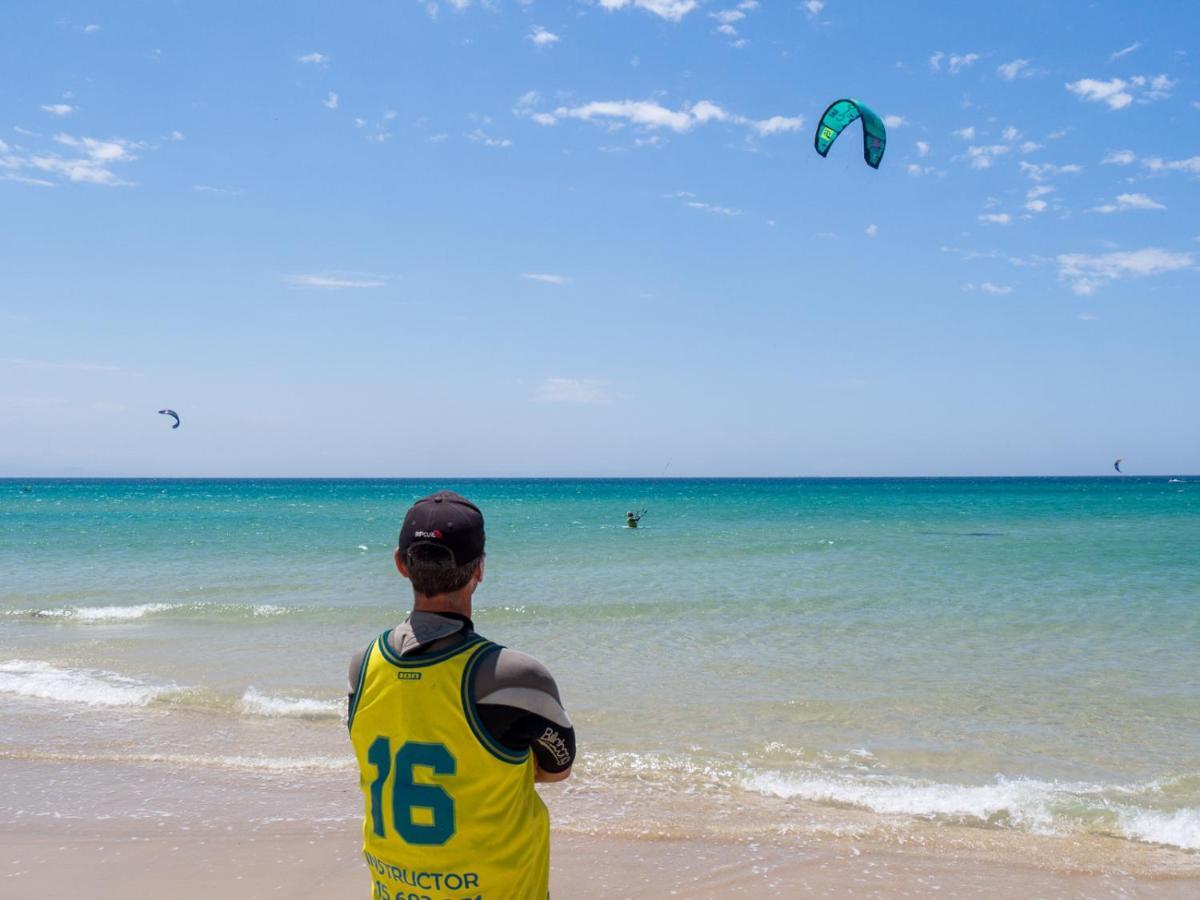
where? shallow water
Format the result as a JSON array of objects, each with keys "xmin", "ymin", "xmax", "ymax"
[{"xmin": 1, "ymin": 478, "xmax": 1198, "ymax": 858}]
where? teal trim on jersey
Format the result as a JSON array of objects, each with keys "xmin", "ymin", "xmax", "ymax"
[
  {"xmin": 376, "ymin": 629, "xmax": 486, "ymax": 668},
  {"xmin": 461, "ymin": 642, "xmax": 530, "ymax": 765},
  {"xmin": 346, "ymin": 636, "xmax": 375, "ymax": 732}
]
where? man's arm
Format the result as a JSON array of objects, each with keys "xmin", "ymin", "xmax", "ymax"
[{"xmin": 473, "ymin": 648, "xmax": 576, "ymax": 780}]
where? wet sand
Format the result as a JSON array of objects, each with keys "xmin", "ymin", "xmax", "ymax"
[{"xmin": 3, "ymin": 823, "xmax": 1197, "ymax": 899}]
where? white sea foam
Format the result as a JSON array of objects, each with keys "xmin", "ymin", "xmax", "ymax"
[
  {"xmin": 251, "ymin": 604, "xmax": 288, "ymax": 617},
  {"xmin": 239, "ymin": 687, "xmax": 343, "ymax": 720},
  {"xmin": 743, "ymin": 771, "xmax": 1095, "ymax": 834},
  {"xmin": 0, "ymin": 659, "xmax": 171, "ymax": 707},
  {"xmin": 1117, "ymin": 806, "xmax": 1200, "ymax": 850},
  {"xmin": 23, "ymin": 603, "xmax": 178, "ymax": 622}
]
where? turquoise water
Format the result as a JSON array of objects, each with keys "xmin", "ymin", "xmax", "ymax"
[{"xmin": 1, "ymin": 478, "xmax": 1198, "ymax": 855}]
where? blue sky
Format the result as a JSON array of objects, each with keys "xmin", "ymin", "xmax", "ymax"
[{"xmin": 1, "ymin": 1, "xmax": 1197, "ymax": 476}]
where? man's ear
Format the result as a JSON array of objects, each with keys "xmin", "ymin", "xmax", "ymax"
[
  {"xmin": 394, "ymin": 547, "xmax": 410, "ymax": 579},
  {"xmin": 474, "ymin": 557, "xmax": 484, "ymax": 585}
]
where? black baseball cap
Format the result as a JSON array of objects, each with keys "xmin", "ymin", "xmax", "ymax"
[{"xmin": 398, "ymin": 491, "xmax": 485, "ymax": 566}]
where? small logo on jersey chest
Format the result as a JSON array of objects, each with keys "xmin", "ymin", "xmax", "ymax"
[{"xmin": 396, "ymin": 671, "xmax": 422, "ymax": 681}]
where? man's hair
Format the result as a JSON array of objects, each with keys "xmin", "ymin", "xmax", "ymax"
[{"xmin": 405, "ymin": 543, "xmax": 480, "ymax": 597}]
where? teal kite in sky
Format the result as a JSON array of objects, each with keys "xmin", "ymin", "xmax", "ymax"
[{"xmin": 814, "ymin": 99, "xmax": 887, "ymax": 169}]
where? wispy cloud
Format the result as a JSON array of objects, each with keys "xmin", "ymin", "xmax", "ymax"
[
  {"xmin": 931, "ymin": 51, "xmax": 980, "ymax": 74},
  {"xmin": 468, "ymin": 128, "xmax": 512, "ymax": 148},
  {"xmin": 535, "ymin": 377, "xmax": 613, "ymax": 405},
  {"xmin": 883, "ymin": 114, "xmax": 906, "ymax": 128},
  {"xmin": 537, "ymin": 98, "xmax": 801, "ymax": 138},
  {"xmin": 522, "ymin": 273, "xmax": 569, "ymax": 285},
  {"xmin": 978, "ymin": 213, "xmax": 1012, "ymax": 225},
  {"xmin": 297, "ymin": 52, "xmax": 329, "ymax": 64},
  {"xmin": 964, "ymin": 282, "xmax": 1014, "ymax": 295},
  {"xmin": 1066, "ymin": 74, "xmax": 1175, "ymax": 110},
  {"xmin": 966, "ymin": 144, "xmax": 1010, "ymax": 169},
  {"xmin": 1090, "ymin": 193, "xmax": 1166, "ymax": 214},
  {"xmin": 804, "ymin": 1, "xmax": 824, "ymax": 15},
  {"xmin": 915, "ymin": 141, "xmax": 930, "ymax": 157},
  {"xmin": 1019, "ymin": 160, "xmax": 1083, "ymax": 181},
  {"xmin": 2, "ymin": 358, "xmax": 121, "ymax": 372},
  {"xmin": 1102, "ymin": 149, "xmax": 1136, "ymax": 165},
  {"xmin": 666, "ymin": 191, "xmax": 741, "ymax": 216},
  {"xmin": 996, "ymin": 59, "xmax": 1032, "ymax": 81},
  {"xmin": 0, "ymin": 133, "xmax": 144, "ymax": 186},
  {"xmin": 865, "ymin": 224, "xmax": 878, "ymax": 237},
  {"xmin": 284, "ymin": 274, "xmax": 386, "ymax": 289},
  {"xmin": 41, "ymin": 104, "xmax": 75, "ymax": 117},
  {"xmin": 528, "ymin": 26, "xmax": 559, "ymax": 46},
  {"xmin": 193, "ymin": 184, "xmax": 244, "ymax": 196},
  {"xmin": 1057, "ymin": 247, "xmax": 1193, "ymax": 295},
  {"xmin": 1109, "ymin": 41, "xmax": 1142, "ymax": 62},
  {"xmin": 953, "ymin": 126, "xmax": 976, "ymax": 140},
  {"xmin": 323, "ymin": 91, "xmax": 339, "ymax": 110},
  {"xmin": 1143, "ymin": 154, "xmax": 1200, "ymax": 174},
  {"xmin": 598, "ymin": 0, "xmax": 698, "ymax": 22}
]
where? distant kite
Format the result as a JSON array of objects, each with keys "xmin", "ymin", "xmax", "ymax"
[
  {"xmin": 814, "ymin": 98, "xmax": 887, "ymax": 169},
  {"xmin": 158, "ymin": 409, "xmax": 180, "ymax": 429},
  {"xmin": 1113, "ymin": 458, "xmax": 1122, "ymax": 473}
]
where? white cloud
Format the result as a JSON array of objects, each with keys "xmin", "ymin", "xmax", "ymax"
[
  {"xmin": 1019, "ymin": 141, "xmax": 1042, "ymax": 154},
  {"xmin": 1091, "ymin": 193, "xmax": 1166, "ymax": 214},
  {"xmin": 193, "ymin": 184, "xmax": 244, "ymax": 196},
  {"xmin": 2, "ymin": 133, "xmax": 143, "ymax": 186},
  {"xmin": 1057, "ymin": 248, "xmax": 1193, "ymax": 295},
  {"xmin": 980, "ymin": 282, "xmax": 1014, "ymax": 294},
  {"xmin": 1067, "ymin": 74, "xmax": 1175, "ymax": 110},
  {"xmin": 598, "ymin": 0, "xmax": 698, "ymax": 22},
  {"xmin": 522, "ymin": 273, "xmax": 568, "ymax": 285},
  {"xmin": 1103, "ymin": 149, "xmax": 1136, "ymax": 165},
  {"xmin": 804, "ymin": 0, "xmax": 824, "ymax": 14},
  {"xmin": 1109, "ymin": 41, "xmax": 1142, "ymax": 62},
  {"xmin": 749, "ymin": 114, "xmax": 803, "ymax": 135},
  {"xmin": 166, "ymin": 130, "xmax": 185, "ymax": 141},
  {"xmin": 967, "ymin": 144, "xmax": 1010, "ymax": 169},
  {"xmin": 1025, "ymin": 199, "xmax": 1047, "ymax": 213},
  {"xmin": 865, "ymin": 224, "xmax": 878, "ymax": 238},
  {"xmin": 1067, "ymin": 77, "xmax": 1133, "ymax": 109},
  {"xmin": 684, "ymin": 200, "xmax": 741, "ymax": 216},
  {"xmin": 297, "ymin": 52, "xmax": 328, "ymax": 64},
  {"xmin": 883, "ymin": 114, "xmax": 906, "ymax": 128},
  {"xmin": 930, "ymin": 51, "xmax": 979, "ymax": 74},
  {"xmin": 953, "ymin": 126, "xmax": 976, "ymax": 140},
  {"xmin": 535, "ymin": 377, "xmax": 613, "ymax": 405},
  {"xmin": 997, "ymin": 59, "xmax": 1031, "ymax": 81},
  {"xmin": 323, "ymin": 91, "xmax": 339, "ymax": 110},
  {"xmin": 1143, "ymin": 154, "xmax": 1200, "ymax": 174},
  {"xmin": 41, "ymin": 104, "xmax": 75, "ymax": 117},
  {"xmin": 83, "ymin": 24, "xmax": 100, "ymax": 33},
  {"xmin": 1078, "ymin": 312, "xmax": 1098, "ymax": 321},
  {"xmin": 915, "ymin": 140, "xmax": 930, "ymax": 157},
  {"xmin": 1001, "ymin": 126, "xmax": 1020, "ymax": 142},
  {"xmin": 555, "ymin": 99, "xmax": 694, "ymax": 132},
  {"xmin": 978, "ymin": 213, "xmax": 1012, "ymax": 225},
  {"xmin": 468, "ymin": 128, "xmax": 512, "ymax": 148},
  {"xmin": 948, "ymin": 53, "xmax": 979, "ymax": 74},
  {"xmin": 528, "ymin": 26, "xmax": 559, "ymax": 46},
  {"xmin": 547, "ymin": 99, "xmax": 800, "ymax": 137},
  {"xmin": 285, "ymin": 274, "xmax": 386, "ymax": 289},
  {"xmin": 1027, "ymin": 185, "xmax": 1054, "ymax": 199},
  {"xmin": 1019, "ymin": 160, "xmax": 1083, "ymax": 181}
]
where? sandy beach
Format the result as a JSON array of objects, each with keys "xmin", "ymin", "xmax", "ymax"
[{"xmin": 4, "ymin": 821, "xmax": 1199, "ymax": 899}]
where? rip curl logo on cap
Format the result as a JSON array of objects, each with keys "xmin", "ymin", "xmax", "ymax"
[{"xmin": 414, "ymin": 529, "xmax": 443, "ymax": 540}]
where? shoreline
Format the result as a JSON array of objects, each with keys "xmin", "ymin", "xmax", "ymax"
[{"xmin": 3, "ymin": 824, "xmax": 1198, "ymax": 899}]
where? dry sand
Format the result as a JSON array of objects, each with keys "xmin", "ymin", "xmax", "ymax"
[{"xmin": 3, "ymin": 823, "xmax": 1198, "ymax": 899}]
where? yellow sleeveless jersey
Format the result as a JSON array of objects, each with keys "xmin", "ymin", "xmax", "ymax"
[{"xmin": 348, "ymin": 632, "xmax": 550, "ymax": 900}]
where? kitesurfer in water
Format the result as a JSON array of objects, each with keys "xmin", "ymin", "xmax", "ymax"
[{"xmin": 626, "ymin": 510, "xmax": 643, "ymax": 528}]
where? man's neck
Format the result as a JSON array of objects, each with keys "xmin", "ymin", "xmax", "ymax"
[{"xmin": 412, "ymin": 593, "xmax": 473, "ymax": 618}]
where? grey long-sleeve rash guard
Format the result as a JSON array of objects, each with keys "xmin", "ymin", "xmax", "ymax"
[{"xmin": 347, "ymin": 611, "xmax": 576, "ymax": 774}]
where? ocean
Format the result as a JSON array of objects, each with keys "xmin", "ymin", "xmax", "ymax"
[{"xmin": 1, "ymin": 477, "xmax": 1197, "ymax": 866}]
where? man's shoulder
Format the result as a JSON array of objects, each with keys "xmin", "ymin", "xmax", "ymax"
[{"xmin": 474, "ymin": 646, "xmax": 564, "ymax": 705}]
